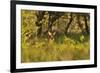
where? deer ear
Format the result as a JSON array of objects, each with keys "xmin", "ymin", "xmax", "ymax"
[
  {"xmin": 53, "ymin": 32, "xmax": 56, "ymax": 36},
  {"xmin": 48, "ymin": 31, "xmax": 52, "ymax": 36}
]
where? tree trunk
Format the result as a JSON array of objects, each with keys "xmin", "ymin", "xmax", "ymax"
[
  {"xmin": 84, "ymin": 15, "xmax": 89, "ymax": 34},
  {"xmin": 65, "ymin": 13, "xmax": 73, "ymax": 34}
]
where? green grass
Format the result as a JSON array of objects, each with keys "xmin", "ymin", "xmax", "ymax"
[{"xmin": 21, "ymin": 34, "xmax": 90, "ymax": 63}]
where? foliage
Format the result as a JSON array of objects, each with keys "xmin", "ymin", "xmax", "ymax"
[{"xmin": 21, "ymin": 10, "xmax": 90, "ymax": 63}]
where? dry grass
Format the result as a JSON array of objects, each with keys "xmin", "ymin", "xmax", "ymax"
[{"xmin": 21, "ymin": 35, "xmax": 90, "ymax": 63}]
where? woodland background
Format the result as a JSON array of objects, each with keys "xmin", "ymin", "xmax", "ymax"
[{"xmin": 21, "ymin": 10, "xmax": 90, "ymax": 62}]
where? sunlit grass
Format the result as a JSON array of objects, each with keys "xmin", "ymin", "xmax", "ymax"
[{"xmin": 21, "ymin": 34, "xmax": 90, "ymax": 63}]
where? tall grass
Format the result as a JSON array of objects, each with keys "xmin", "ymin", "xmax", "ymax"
[{"xmin": 21, "ymin": 34, "xmax": 90, "ymax": 63}]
